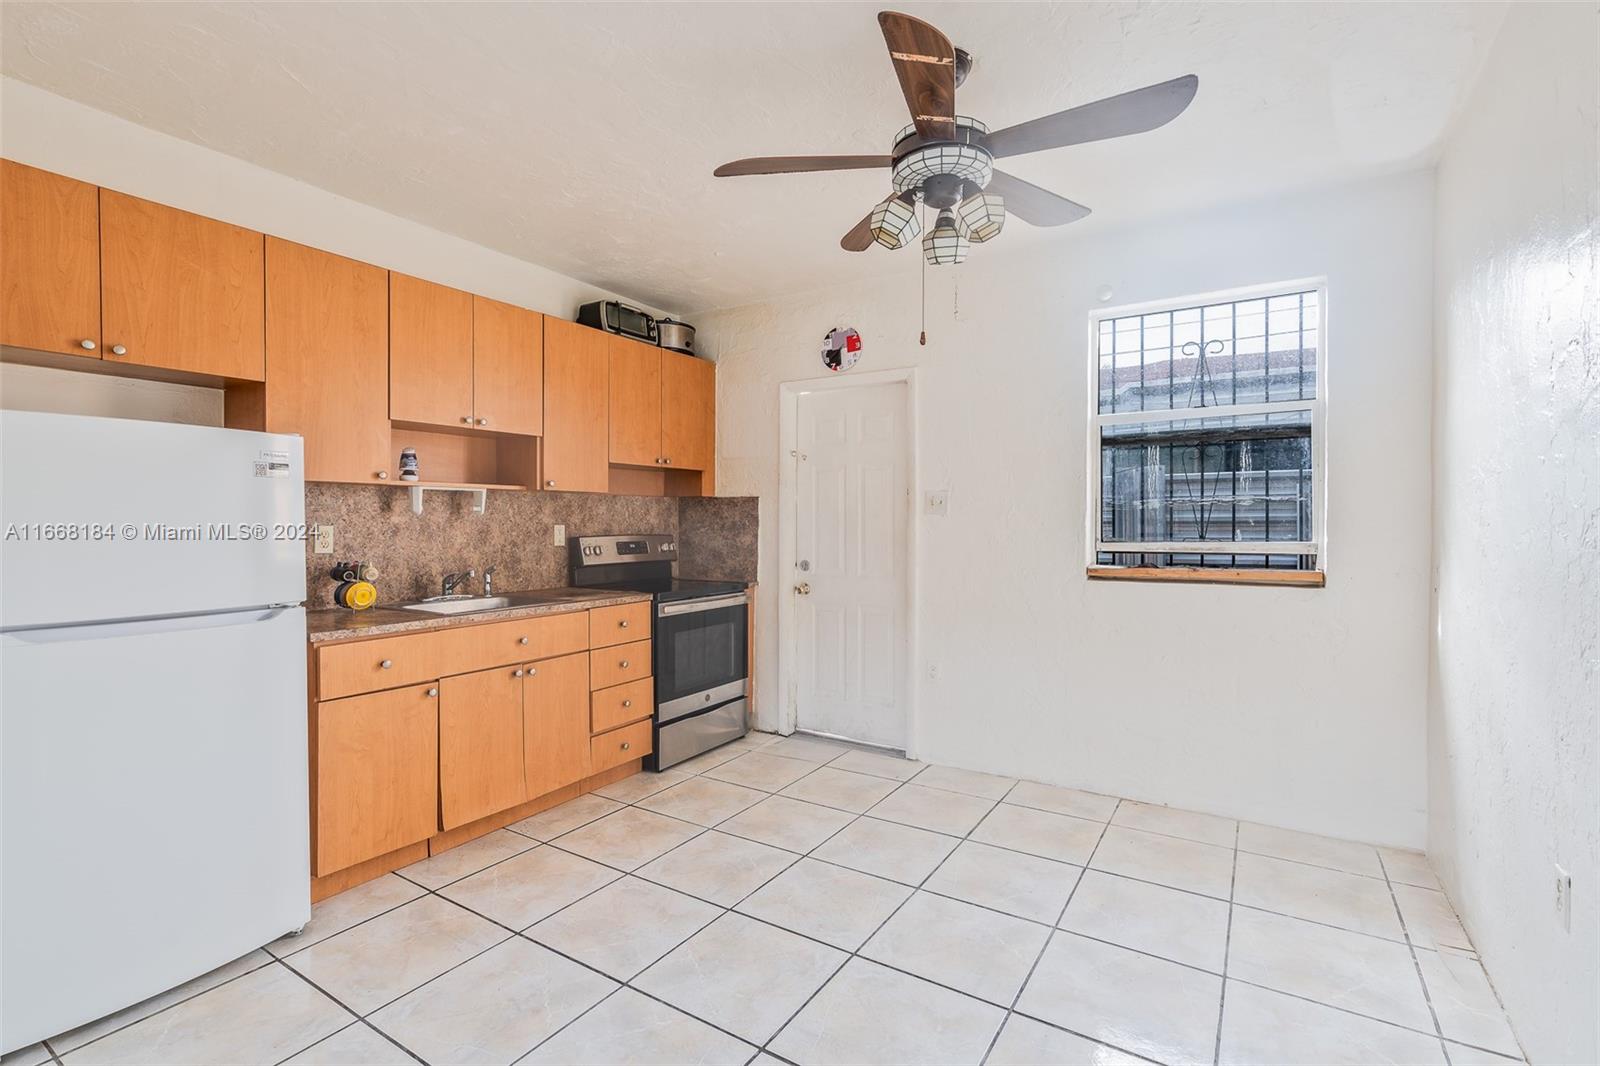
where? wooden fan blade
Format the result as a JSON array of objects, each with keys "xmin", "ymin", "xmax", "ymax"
[
  {"xmin": 714, "ymin": 155, "xmax": 893, "ymax": 177},
  {"xmin": 985, "ymin": 75, "xmax": 1199, "ymax": 159},
  {"xmin": 986, "ymin": 171, "xmax": 1091, "ymax": 227},
  {"xmin": 879, "ymin": 11, "xmax": 956, "ymax": 141}
]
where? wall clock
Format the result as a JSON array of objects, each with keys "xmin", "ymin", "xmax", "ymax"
[{"xmin": 822, "ymin": 326, "xmax": 862, "ymax": 372}]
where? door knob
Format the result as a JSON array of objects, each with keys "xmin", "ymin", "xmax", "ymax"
[{"xmin": 795, "ymin": 583, "xmax": 811, "ymax": 595}]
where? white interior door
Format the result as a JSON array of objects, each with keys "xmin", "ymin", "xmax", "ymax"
[{"xmin": 793, "ymin": 381, "xmax": 909, "ymax": 749}]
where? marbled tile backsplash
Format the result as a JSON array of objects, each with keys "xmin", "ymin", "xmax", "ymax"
[
  {"xmin": 677, "ymin": 496, "xmax": 759, "ymax": 583},
  {"xmin": 304, "ymin": 485, "xmax": 759, "ymax": 607}
]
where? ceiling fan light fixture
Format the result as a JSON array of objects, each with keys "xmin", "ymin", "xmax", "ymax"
[
  {"xmin": 869, "ymin": 195, "xmax": 921, "ymax": 250},
  {"xmin": 923, "ymin": 208, "xmax": 970, "ymax": 266},
  {"xmin": 958, "ymin": 192, "xmax": 1005, "ymax": 242},
  {"xmin": 891, "ymin": 141, "xmax": 993, "ymax": 195}
]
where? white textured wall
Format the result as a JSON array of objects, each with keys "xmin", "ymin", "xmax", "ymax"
[
  {"xmin": 699, "ymin": 171, "xmax": 1435, "ymax": 847},
  {"xmin": 1428, "ymin": 4, "xmax": 1599, "ymax": 1063}
]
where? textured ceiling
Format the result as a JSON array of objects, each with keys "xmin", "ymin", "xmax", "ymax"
[{"xmin": 1, "ymin": 2, "xmax": 1505, "ymax": 313}]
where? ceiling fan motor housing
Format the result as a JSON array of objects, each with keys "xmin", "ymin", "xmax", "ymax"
[{"xmin": 890, "ymin": 116, "xmax": 994, "ymax": 205}]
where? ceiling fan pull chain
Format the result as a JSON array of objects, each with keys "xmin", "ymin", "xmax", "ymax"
[{"xmin": 919, "ymin": 199, "xmax": 928, "ymax": 346}]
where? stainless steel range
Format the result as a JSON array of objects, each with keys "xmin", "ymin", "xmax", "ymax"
[{"xmin": 570, "ymin": 534, "xmax": 749, "ymax": 770}]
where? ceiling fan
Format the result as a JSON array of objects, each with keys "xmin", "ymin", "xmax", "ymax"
[{"xmin": 713, "ymin": 11, "xmax": 1198, "ymax": 265}]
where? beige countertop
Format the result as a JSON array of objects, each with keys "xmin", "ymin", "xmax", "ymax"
[{"xmin": 306, "ymin": 588, "xmax": 652, "ymax": 643}]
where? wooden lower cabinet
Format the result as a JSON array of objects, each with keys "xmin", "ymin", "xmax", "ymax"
[
  {"xmin": 592, "ymin": 720, "xmax": 653, "ymax": 775},
  {"xmin": 315, "ymin": 682, "xmax": 439, "ymax": 878},
  {"xmin": 524, "ymin": 651, "xmax": 592, "ymax": 799},
  {"xmin": 439, "ymin": 665, "xmax": 528, "ymax": 830}
]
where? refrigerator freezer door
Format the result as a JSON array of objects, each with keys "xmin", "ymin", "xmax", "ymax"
[
  {"xmin": 0, "ymin": 606, "xmax": 310, "ymax": 1051},
  {"xmin": 0, "ymin": 411, "xmax": 306, "ymax": 629}
]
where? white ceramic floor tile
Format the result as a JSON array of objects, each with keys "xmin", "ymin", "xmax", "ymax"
[
  {"xmin": 702, "ymin": 751, "xmax": 817, "ymax": 792},
  {"xmin": 521, "ymin": 988, "xmax": 754, "ymax": 1065},
  {"xmin": 1394, "ymin": 884, "xmax": 1473, "ymax": 952},
  {"xmin": 1016, "ymin": 932, "xmax": 1223, "ymax": 1065},
  {"xmin": 592, "ymin": 769, "xmax": 692, "ymax": 804},
  {"xmin": 552, "ymin": 807, "xmax": 702, "ymax": 871},
  {"xmin": 1112, "ymin": 800, "xmax": 1238, "ymax": 847},
  {"xmin": 1378, "ymin": 847, "xmax": 1443, "ymax": 891},
  {"xmin": 770, "ymin": 957, "xmax": 1004, "ymax": 1065},
  {"xmin": 763, "ymin": 734, "xmax": 852, "ymax": 763},
  {"xmin": 507, "ymin": 793, "xmax": 626, "ymax": 840},
  {"xmin": 1226, "ymin": 907, "xmax": 1435, "ymax": 1031},
  {"xmin": 399, "ymin": 829, "xmax": 536, "ymax": 889},
  {"xmin": 971, "ymin": 804, "xmax": 1103, "ymax": 865},
  {"xmin": 269, "ymin": 875, "xmax": 424, "ymax": 958},
  {"xmin": 1234, "ymin": 851, "xmax": 1403, "ymax": 939},
  {"xmin": 909, "ymin": 764, "xmax": 1017, "ymax": 800},
  {"xmin": 862, "ymin": 891, "xmax": 1050, "ymax": 1005},
  {"xmin": 736, "ymin": 857, "xmax": 912, "ymax": 951},
  {"xmin": 1059, "ymin": 869, "xmax": 1231, "ymax": 973},
  {"xmin": 1089, "ymin": 825, "xmax": 1236, "ymax": 898},
  {"xmin": 829, "ymin": 748, "xmax": 925, "ymax": 781},
  {"xmin": 923, "ymin": 840, "xmax": 1081, "ymax": 923},
  {"xmin": 439, "ymin": 845, "xmax": 620, "ymax": 929},
  {"xmin": 369, "ymin": 938, "xmax": 614, "ymax": 1066},
  {"xmin": 1218, "ymin": 980, "xmax": 1446, "ymax": 1065},
  {"xmin": 811, "ymin": 816, "xmax": 959, "ymax": 885},
  {"xmin": 778, "ymin": 765, "xmax": 902, "ymax": 813},
  {"xmin": 283, "ymin": 1022, "xmax": 412, "ymax": 1065},
  {"xmin": 636, "ymin": 776, "xmax": 767, "ymax": 826},
  {"xmin": 61, "ymin": 963, "xmax": 350, "ymax": 1066},
  {"xmin": 671, "ymin": 743, "xmax": 747, "ymax": 775},
  {"xmin": 1416, "ymin": 949, "xmax": 1520, "ymax": 1057},
  {"xmin": 1005, "ymin": 781, "xmax": 1120, "ymax": 822},
  {"xmin": 634, "ymin": 913, "xmax": 847, "ymax": 1045},
  {"xmin": 715, "ymin": 794, "xmax": 855, "ymax": 853},
  {"xmin": 0, "ymin": 1046, "xmax": 49, "ymax": 1066},
  {"xmin": 867, "ymin": 782, "xmax": 995, "ymax": 836},
  {"xmin": 1237, "ymin": 822, "xmax": 1384, "ymax": 877},
  {"xmin": 528, "ymin": 876, "xmax": 720, "ymax": 979},
  {"xmin": 287, "ymin": 895, "xmax": 508, "ymax": 1015},
  {"xmin": 636, "ymin": 829, "xmax": 797, "ymax": 907},
  {"xmin": 986, "ymin": 1014, "xmax": 1146, "ymax": 1065},
  {"xmin": 49, "ymin": 949, "xmax": 273, "ymax": 1052}
]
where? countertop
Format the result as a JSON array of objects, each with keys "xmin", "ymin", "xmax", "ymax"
[{"xmin": 306, "ymin": 588, "xmax": 652, "ymax": 643}]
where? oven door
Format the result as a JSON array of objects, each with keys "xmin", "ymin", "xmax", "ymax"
[{"xmin": 655, "ymin": 592, "xmax": 749, "ymax": 722}]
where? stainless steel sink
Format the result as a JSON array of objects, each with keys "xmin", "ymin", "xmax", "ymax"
[{"xmin": 394, "ymin": 589, "xmax": 592, "ymax": 616}]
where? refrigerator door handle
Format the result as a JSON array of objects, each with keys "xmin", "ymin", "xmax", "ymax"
[{"xmin": 2, "ymin": 607, "xmax": 299, "ymax": 644}]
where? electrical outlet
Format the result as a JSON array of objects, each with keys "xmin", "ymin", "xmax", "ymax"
[
  {"xmin": 553, "ymin": 524, "xmax": 566, "ymax": 547},
  {"xmin": 312, "ymin": 524, "xmax": 335, "ymax": 555},
  {"xmin": 1556, "ymin": 864, "xmax": 1572, "ymax": 932},
  {"xmin": 925, "ymin": 490, "xmax": 949, "ymax": 517}
]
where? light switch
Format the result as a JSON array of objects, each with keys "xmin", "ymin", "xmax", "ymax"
[
  {"xmin": 924, "ymin": 490, "xmax": 949, "ymax": 517},
  {"xmin": 312, "ymin": 524, "xmax": 335, "ymax": 554},
  {"xmin": 553, "ymin": 524, "xmax": 566, "ymax": 547}
]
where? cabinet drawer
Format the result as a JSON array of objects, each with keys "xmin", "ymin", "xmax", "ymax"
[
  {"xmin": 591, "ymin": 677, "xmax": 653, "ymax": 734},
  {"xmin": 590, "ymin": 719, "xmax": 652, "ymax": 774},
  {"xmin": 589, "ymin": 639, "xmax": 652, "ymax": 690},
  {"xmin": 456, "ymin": 612, "xmax": 588, "ymax": 671},
  {"xmin": 590, "ymin": 602, "xmax": 650, "ymax": 648}
]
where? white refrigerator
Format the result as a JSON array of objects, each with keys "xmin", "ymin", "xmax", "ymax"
[{"xmin": 1, "ymin": 411, "xmax": 311, "ymax": 1053}]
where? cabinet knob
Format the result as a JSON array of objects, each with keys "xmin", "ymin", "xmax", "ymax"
[
  {"xmin": 622, "ymin": 699, "xmax": 632, "ymax": 708},
  {"xmin": 377, "ymin": 471, "xmax": 388, "ymax": 480},
  {"xmin": 545, "ymin": 480, "xmax": 556, "ymax": 488},
  {"xmin": 663, "ymin": 457, "xmax": 672, "ymax": 465},
  {"xmin": 461, "ymin": 415, "xmax": 472, "ymax": 424},
  {"xmin": 527, "ymin": 667, "xmax": 536, "ymax": 676},
  {"xmin": 380, "ymin": 659, "xmax": 393, "ymax": 669},
  {"xmin": 619, "ymin": 620, "xmax": 629, "ymax": 629},
  {"xmin": 513, "ymin": 669, "xmax": 524, "ymax": 678},
  {"xmin": 79, "ymin": 339, "xmax": 97, "ymax": 351},
  {"xmin": 621, "ymin": 741, "xmax": 631, "ymax": 751},
  {"xmin": 519, "ymin": 636, "xmax": 529, "ymax": 645},
  {"xmin": 426, "ymin": 687, "xmax": 438, "ymax": 697},
  {"xmin": 477, "ymin": 418, "xmax": 488, "ymax": 426},
  {"xmin": 620, "ymin": 660, "xmax": 629, "ymax": 669},
  {"xmin": 654, "ymin": 458, "xmax": 663, "ymax": 465},
  {"xmin": 109, "ymin": 344, "xmax": 127, "ymax": 356}
]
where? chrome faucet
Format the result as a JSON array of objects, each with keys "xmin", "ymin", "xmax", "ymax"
[
  {"xmin": 482, "ymin": 566, "xmax": 496, "ymax": 597},
  {"xmin": 441, "ymin": 568, "xmax": 476, "ymax": 597}
]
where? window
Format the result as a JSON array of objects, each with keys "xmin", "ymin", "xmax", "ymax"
[{"xmin": 1088, "ymin": 282, "xmax": 1325, "ymax": 576}]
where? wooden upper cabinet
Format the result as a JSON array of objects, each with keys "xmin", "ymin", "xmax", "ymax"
[
  {"xmin": 439, "ymin": 664, "xmax": 527, "ymax": 830},
  {"xmin": 1, "ymin": 160, "xmax": 101, "ymax": 358},
  {"xmin": 472, "ymin": 295, "xmax": 543, "ymax": 436},
  {"xmin": 608, "ymin": 336, "xmax": 662, "ymax": 467},
  {"xmin": 660, "ymin": 348, "xmax": 716, "ymax": 472},
  {"xmin": 99, "ymin": 189, "xmax": 265, "ymax": 381},
  {"xmin": 389, "ymin": 272, "xmax": 473, "ymax": 428},
  {"xmin": 524, "ymin": 651, "xmax": 591, "ymax": 800},
  {"xmin": 261, "ymin": 238, "xmax": 390, "ymax": 483},
  {"xmin": 542, "ymin": 318, "xmax": 609, "ymax": 492}
]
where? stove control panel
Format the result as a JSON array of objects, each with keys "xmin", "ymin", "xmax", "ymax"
[{"xmin": 571, "ymin": 533, "xmax": 677, "ymax": 566}]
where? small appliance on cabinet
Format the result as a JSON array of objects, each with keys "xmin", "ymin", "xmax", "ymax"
[
  {"xmin": 577, "ymin": 299, "xmax": 657, "ymax": 344},
  {"xmin": 570, "ymin": 534, "xmax": 748, "ymax": 769}
]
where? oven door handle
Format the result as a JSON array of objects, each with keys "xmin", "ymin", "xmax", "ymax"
[{"xmin": 657, "ymin": 592, "xmax": 749, "ymax": 617}]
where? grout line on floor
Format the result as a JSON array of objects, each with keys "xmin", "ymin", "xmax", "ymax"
[{"xmin": 1212, "ymin": 817, "xmax": 1241, "ymax": 1065}]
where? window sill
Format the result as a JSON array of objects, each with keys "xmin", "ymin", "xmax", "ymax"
[{"xmin": 1086, "ymin": 566, "xmax": 1325, "ymax": 588}]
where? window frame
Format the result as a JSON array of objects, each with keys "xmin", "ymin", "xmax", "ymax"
[{"xmin": 1084, "ymin": 278, "xmax": 1329, "ymax": 569}]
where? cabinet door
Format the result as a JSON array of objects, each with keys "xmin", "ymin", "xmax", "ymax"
[
  {"xmin": 1, "ymin": 161, "xmax": 100, "ymax": 358},
  {"xmin": 472, "ymin": 296, "xmax": 543, "ymax": 436},
  {"xmin": 607, "ymin": 336, "xmax": 662, "ymax": 466},
  {"xmin": 264, "ymin": 238, "xmax": 391, "ymax": 483},
  {"xmin": 100, "ymin": 189, "xmax": 265, "ymax": 381},
  {"xmin": 315, "ymin": 682, "xmax": 439, "ymax": 877},
  {"xmin": 541, "ymin": 318, "xmax": 609, "ymax": 492},
  {"xmin": 524, "ymin": 651, "xmax": 592, "ymax": 799},
  {"xmin": 660, "ymin": 349, "xmax": 715, "ymax": 471},
  {"xmin": 439, "ymin": 665, "xmax": 527, "ymax": 830},
  {"xmin": 390, "ymin": 272, "xmax": 473, "ymax": 429}
]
